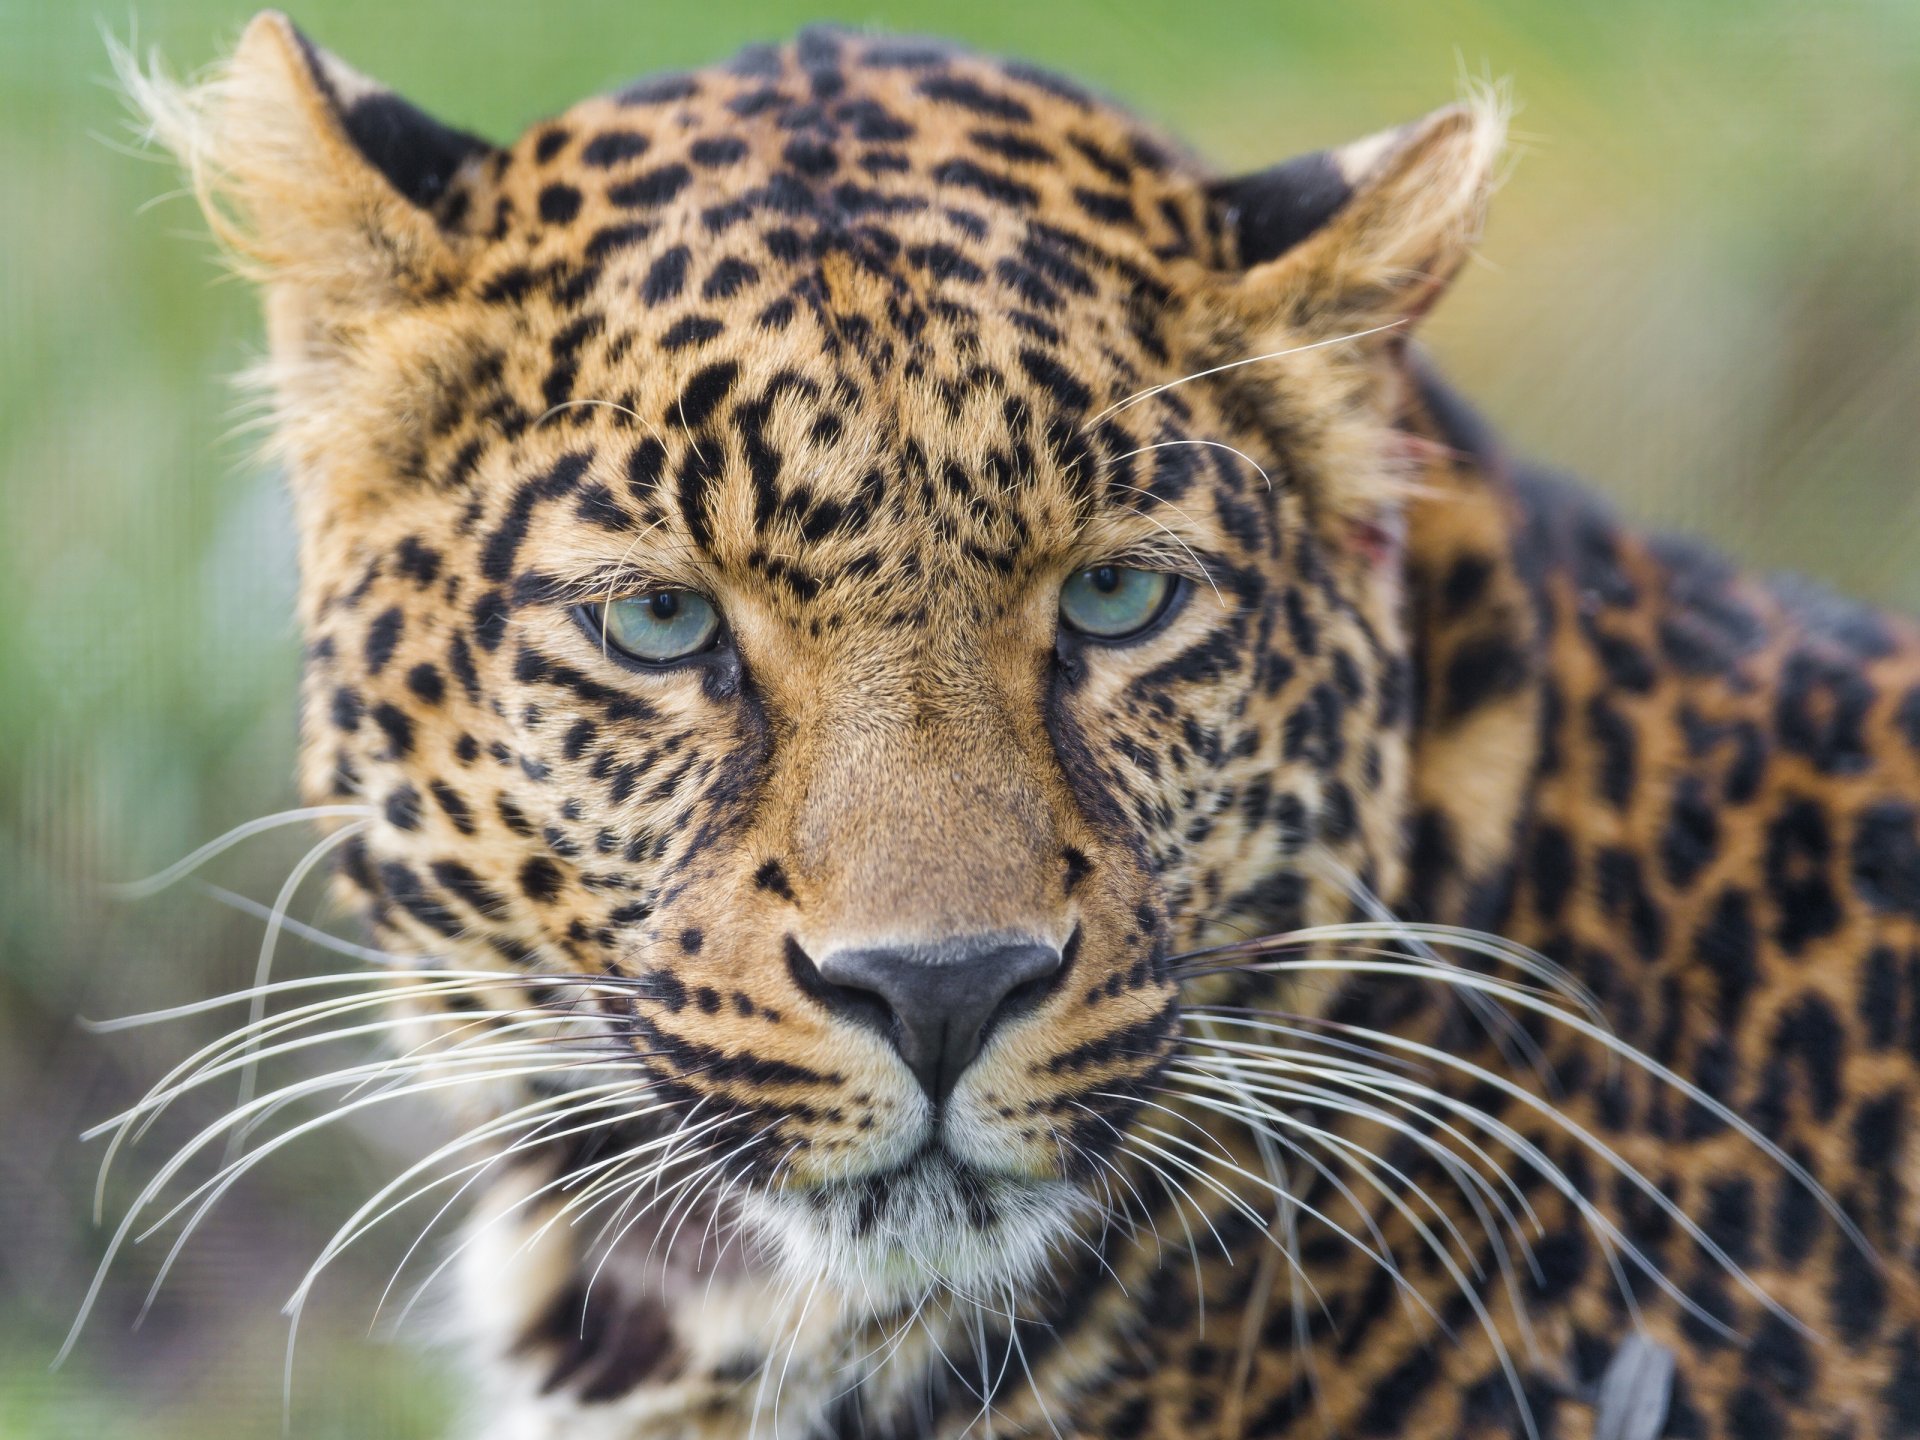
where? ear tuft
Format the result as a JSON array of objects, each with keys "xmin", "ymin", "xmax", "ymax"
[
  {"xmin": 112, "ymin": 11, "xmax": 491, "ymax": 297},
  {"xmin": 1212, "ymin": 85, "xmax": 1509, "ymax": 334}
]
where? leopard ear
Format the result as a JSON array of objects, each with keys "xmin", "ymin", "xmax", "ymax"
[
  {"xmin": 118, "ymin": 10, "xmax": 495, "ymax": 302},
  {"xmin": 1209, "ymin": 94, "xmax": 1506, "ymax": 337}
]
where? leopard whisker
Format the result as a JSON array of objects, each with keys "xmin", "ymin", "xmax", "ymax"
[
  {"xmin": 195, "ymin": 880, "xmax": 428, "ymax": 967},
  {"xmin": 637, "ymin": 1118, "xmax": 784, "ymax": 1278},
  {"xmin": 1316, "ymin": 862, "xmax": 1569, "ymax": 1090},
  {"xmin": 1167, "ymin": 1082, "xmax": 1543, "ymax": 1440},
  {"xmin": 1108, "ymin": 437, "xmax": 1275, "ymax": 492},
  {"xmin": 60, "ymin": 1049, "xmax": 620, "ymax": 1367},
  {"xmin": 1179, "ymin": 954, "xmax": 1869, "ymax": 1286},
  {"xmin": 1069, "ymin": 1098, "xmax": 1220, "ymax": 1322},
  {"xmin": 229, "ymin": 819, "xmax": 372, "ymax": 1152},
  {"xmin": 285, "ymin": 1084, "xmax": 677, "ymax": 1368},
  {"xmin": 302, "ymin": 1083, "xmax": 671, "ymax": 1319},
  {"xmin": 384, "ymin": 1115, "xmax": 728, "ymax": 1335},
  {"xmin": 135, "ymin": 1049, "xmax": 648, "ymax": 1266},
  {"xmin": 1173, "ymin": 1022, "xmax": 1545, "ymax": 1239},
  {"xmin": 1174, "ymin": 918, "xmax": 1605, "ymax": 1022},
  {"xmin": 1166, "ymin": 1057, "xmax": 1550, "ymax": 1366},
  {"xmin": 1087, "ymin": 321, "xmax": 1411, "ymax": 425},
  {"xmin": 127, "ymin": 1002, "xmax": 618, "ymax": 1152},
  {"xmin": 1183, "ymin": 1019, "xmax": 1746, "ymax": 1342},
  {"xmin": 103, "ymin": 803, "xmax": 375, "ymax": 901},
  {"xmin": 580, "ymin": 1139, "xmax": 738, "ymax": 1309},
  {"xmin": 1125, "ymin": 1115, "xmax": 1415, "ymax": 1325}
]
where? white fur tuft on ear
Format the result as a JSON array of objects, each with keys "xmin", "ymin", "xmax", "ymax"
[
  {"xmin": 1260, "ymin": 85, "xmax": 1509, "ymax": 334},
  {"xmin": 111, "ymin": 11, "xmax": 482, "ymax": 299},
  {"xmin": 1206, "ymin": 83, "xmax": 1510, "ymax": 342}
]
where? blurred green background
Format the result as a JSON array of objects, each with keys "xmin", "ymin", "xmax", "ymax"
[{"xmin": 2, "ymin": 0, "xmax": 1915, "ymax": 1435}]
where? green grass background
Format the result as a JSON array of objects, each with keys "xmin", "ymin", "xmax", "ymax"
[{"xmin": 2, "ymin": 0, "xmax": 1916, "ymax": 1435}]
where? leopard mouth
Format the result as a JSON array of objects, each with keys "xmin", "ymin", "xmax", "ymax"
[{"xmin": 746, "ymin": 1145, "xmax": 1091, "ymax": 1301}]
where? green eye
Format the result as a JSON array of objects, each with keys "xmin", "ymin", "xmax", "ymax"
[
  {"xmin": 1059, "ymin": 566, "xmax": 1177, "ymax": 640},
  {"xmin": 589, "ymin": 590, "xmax": 721, "ymax": 664}
]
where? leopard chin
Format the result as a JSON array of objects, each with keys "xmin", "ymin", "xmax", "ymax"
[{"xmin": 743, "ymin": 1152, "xmax": 1092, "ymax": 1308}]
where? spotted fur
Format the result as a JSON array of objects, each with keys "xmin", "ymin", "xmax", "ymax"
[{"xmin": 117, "ymin": 13, "xmax": 1920, "ymax": 1438}]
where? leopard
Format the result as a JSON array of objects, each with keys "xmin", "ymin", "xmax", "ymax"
[{"xmin": 99, "ymin": 11, "xmax": 1920, "ymax": 1438}]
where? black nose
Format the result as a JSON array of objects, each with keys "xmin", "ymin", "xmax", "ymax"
[{"xmin": 811, "ymin": 936, "xmax": 1063, "ymax": 1104}]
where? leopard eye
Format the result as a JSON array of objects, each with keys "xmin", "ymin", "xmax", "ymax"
[
  {"xmin": 1059, "ymin": 565, "xmax": 1177, "ymax": 641},
  {"xmin": 586, "ymin": 590, "xmax": 721, "ymax": 664}
]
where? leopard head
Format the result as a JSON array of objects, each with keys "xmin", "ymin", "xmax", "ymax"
[{"xmin": 136, "ymin": 13, "xmax": 1501, "ymax": 1307}]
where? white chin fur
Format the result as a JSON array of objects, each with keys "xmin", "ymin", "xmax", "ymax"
[{"xmin": 739, "ymin": 1157, "xmax": 1090, "ymax": 1310}]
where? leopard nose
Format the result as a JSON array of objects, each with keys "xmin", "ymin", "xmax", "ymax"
[{"xmin": 811, "ymin": 936, "xmax": 1063, "ymax": 1105}]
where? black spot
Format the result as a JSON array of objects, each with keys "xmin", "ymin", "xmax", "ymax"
[
  {"xmin": 609, "ymin": 163, "xmax": 692, "ymax": 208},
  {"xmin": 1764, "ymin": 798, "xmax": 1842, "ymax": 954},
  {"xmin": 1855, "ymin": 1090, "xmax": 1911, "ymax": 1256},
  {"xmin": 1771, "ymin": 994, "xmax": 1846, "ymax": 1122},
  {"xmin": 1596, "ymin": 847, "xmax": 1664, "ymax": 961},
  {"xmin": 1722, "ymin": 1386, "xmax": 1783, "ymax": 1440},
  {"xmin": 916, "ymin": 74, "xmax": 1033, "ymax": 123},
  {"xmin": 1896, "ymin": 685, "xmax": 1920, "ymax": 756},
  {"xmin": 1770, "ymin": 1144, "xmax": 1822, "ymax": 1267},
  {"xmin": 538, "ymin": 183, "xmax": 582, "ymax": 225},
  {"xmin": 573, "ymin": 483, "xmax": 629, "ymax": 532},
  {"xmin": 642, "ymin": 245, "xmax": 690, "ymax": 305},
  {"xmin": 364, "ymin": 606, "xmax": 404, "ymax": 674},
  {"xmin": 932, "ymin": 158, "xmax": 1037, "ymax": 208},
  {"xmin": 674, "ymin": 360, "xmax": 740, "ymax": 428},
  {"xmin": 1774, "ymin": 649, "xmax": 1873, "ymax": 774},
  {"xmin": 679, "ymin": 927, "xmax": 704, "ymax": 954},
  {"xmin": 1073, "ymin": 188, "xmax": 1135, "ymax": 226},
  {"xmin": 618, "ymin": 73, "xmax": 699, "ymax": 105},
  {"xmin": 584, "ymin": 222, "xmax": 653, "ymax": 261},
  {"xmin": 384, "ymin": 783, "xmax": 422, "ymax": 831},
  {"xmin": 1527, "ymin": 823, "xmax": 1576, "ymax": 922},
  {"xmin": 370, "ymin": 702, "xmax": 414, "ymax": 758},
  {"xmin": 581, "ymin": 130, "xmax": 650, "ymax": 167},
  {"xmin": 376, "ymin": 860, "xmax": 461, "ymax": 937},
  {"xmin": 519, "ymin": 856, "xmax": 564, "ymax": 903},
  {"xmin": 782, "ymin": 136, "xmax": 836, "ymax": 176},
  {"xmin": 661, "ymin": 315, "xmax": 724, "ymax": 350},
  {"xmin": 753, "ymin": 859, "xmax": 793, "ymax": 899},
  {"xmin": 1587, "ymin": 695, "xmax": 1637, "ymax": 807},
  {"xmin": 1016, "ymin": 348, "xmax": 1090, "ymax": 412},
  {"xmin": 1693, "ymin": 888, "xmax": 1758, "ymax": 1025},
  {"xmin": 626, "ymin": 438, "xmax": 667, "ymax": 499},
  {"xmin": 701, "ymin": 256, "xmax": 759, "ymax": 299},
  {"xmin": 1660, "ymin": 775, "xmax": 1718, "ymax": 888},
  {"xmin": 1062, "ymin": 847, "xmax": 1091, "ymax": 894},
  {"xmin": 429, "ymin": 780, "xmax": 475, "ymax": 834},
  {"xmin": 968, "ymin": 128, "xmax": 1052, "ymax": 165},
  {"xmin": 533, "ymin": 127, "xmax": 570, "ymax": 163},
  {"xmin": 1853, "ymin": 801, "xmax": 1920, "ymax": 917},
  {"xmin": 1831, "ymin": 1229, "xmax": 1885, "ymax": 1346},
  {"xmin": 906, "ymin": 242, "xmax": 983, "ymax": 284},
  {"xmin": 330, "ymin": 686, "xmax": 364, "ymax": 733},
  {"xmin": 1887, "ymin": 1328, "xmax": 1920, "ymax": 1434},
  {"xmin": 1860, "ymin": 946, "xmax": 1902, "ymax": 1049},
  {"xmin": 690, "ymin": 135, "xmax": 749, "ymax": 166},
  {"xmin": 431, "ymin": 860, "xmax": 508, "ymax": 920},
  {"xmin": 469, "ymin": 596, "xmax": 512, "ymax": 663},
  {"xmin": 395, "ymin": 537, "xmax": 442, "ymax": 586},
  {"xmin": 406, "ymin": 663, "xmax": 445, "ymax": 705},
  {"xmin": 1440, "ymin": 634, "xmax": 1529, "ymax": 722}
]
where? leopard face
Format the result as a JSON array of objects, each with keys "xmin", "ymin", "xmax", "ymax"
[{"xmin": 135, "ymin": 16, "xmax": 1496, "ymax": 1310}]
